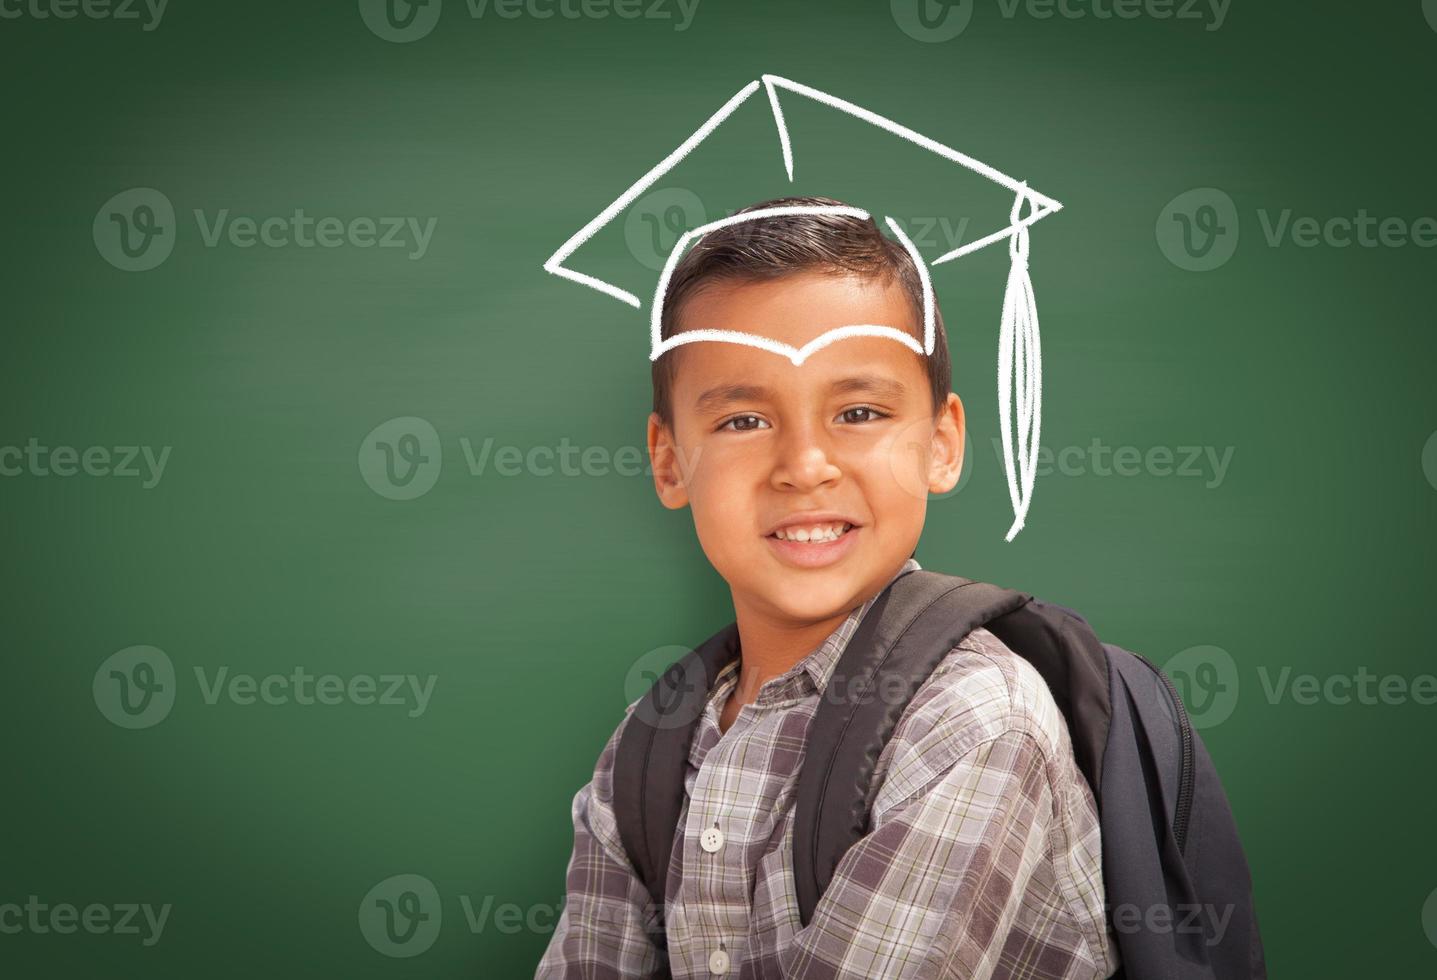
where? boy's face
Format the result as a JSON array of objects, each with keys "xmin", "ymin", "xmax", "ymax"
[{"xmin": 647, "ymin": 271, "xmax": 965, "ymax": 628}]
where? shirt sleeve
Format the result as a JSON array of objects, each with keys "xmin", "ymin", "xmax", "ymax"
[
  {"xmin": 534, "ymin": 715, "xmax": 668, "ymax": 980},
  {"xmin": 780, "ymin": 727, "xmax": 1103, "ymax": 979}
]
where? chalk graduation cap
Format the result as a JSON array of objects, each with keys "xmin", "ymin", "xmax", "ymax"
[{"xmin": 543, "ymin": 75, "xmax": 1061, "ymax": 541}]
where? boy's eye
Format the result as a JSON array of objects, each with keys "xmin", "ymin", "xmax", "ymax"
[
  {"xmin": 838, "ymin": 406, "xmax": 888, "ymax": 425},
  {"xmin": 718, "ymin": 414, "xmax": 769, "ymax": 432}
]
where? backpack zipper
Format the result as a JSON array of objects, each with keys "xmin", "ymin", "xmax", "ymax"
[{"xmin": 1134, "ymin": 652, "xmax": 1195, "ymax": 853}]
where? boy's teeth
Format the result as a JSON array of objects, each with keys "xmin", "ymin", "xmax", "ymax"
[{"xmin": 774, "ymin": 522, "xmax": 851, "ymax": 542}]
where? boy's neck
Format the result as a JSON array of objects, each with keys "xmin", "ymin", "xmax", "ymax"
[
  {"xmin": 727, "ymin": 597, "xmax": 855, "ymax": 705},
  {"xmin": 722, "ymin": 562, "xmax": 914, "ymax": 719}
]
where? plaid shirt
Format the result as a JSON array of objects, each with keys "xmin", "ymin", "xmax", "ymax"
[{"xmin": 536, "ymin": 559, "xmax": 1118, "ymax": 979}]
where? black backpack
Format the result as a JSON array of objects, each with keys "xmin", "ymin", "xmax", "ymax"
[{"xmin": 613, "ymin": 568, "xmax": 1267, "ymax": 979}]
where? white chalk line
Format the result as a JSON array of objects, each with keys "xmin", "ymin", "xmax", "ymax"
[
  {"xmin": 997, "ymin": 191, "xmax": 1043, "ymax": 541},
  {"xmin": 647, "ymin": 206, "xmax": 936, "ymax": 369},
  {"xmin": 543, "ymin": 75, "xmax": 1061, "ymax": 539},
  {"xmin": 543, "ymin": 79, "xmax": 763, "ymax": 309},
  {"xmin": 652, "ymin": 325, "xmax": 926, "ymax": 366},
  {"xmin": 543, "ymin": 74, "xmax": 1060, "ymax": 312},
  {"xmin": 760, "ymin": 75, "xmax": 1061, "ymax": 214}
]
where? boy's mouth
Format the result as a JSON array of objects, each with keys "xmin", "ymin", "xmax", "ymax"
[
  {"xmin": 769, "ymin": 521, "xmax": 853, "ymax": 542},
  {"xmin": 763, "ymin": 516, "xmax": 861, "ymax": 569}
]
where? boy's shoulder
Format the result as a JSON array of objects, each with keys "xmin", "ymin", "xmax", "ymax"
[
  {"xmin": 907, "ymin": 624, "xmax": 1066, "ymax": 741},
  {"xmin": 870, "ymin": 624, "xmax": 1077, "ymax": 819}
]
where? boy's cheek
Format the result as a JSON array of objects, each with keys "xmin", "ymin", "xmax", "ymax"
[
  {"xmin": 693, "ymin": 496, "xmax": 758, "ymax": 548},
  {"xmin": 681, "ymin": 440, "xmax": 759, "ymax": 496},
  {"xmin": 686, "ymin": 469, "xmax": 757, "ymax": 536}
]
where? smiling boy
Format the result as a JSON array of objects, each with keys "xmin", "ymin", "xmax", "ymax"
[{"xmin": 536, "ymin": 199, "xmax": 1117, "ymax": 978}]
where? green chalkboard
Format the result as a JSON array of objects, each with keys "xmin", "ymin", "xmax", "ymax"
[{"xmin": 2, "ymin": 0, "xmax": 1435, "ymax": 975}]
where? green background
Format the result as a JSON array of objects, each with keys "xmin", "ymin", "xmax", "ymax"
[{"xmin": 3, "ymin": 0, "xmax": 1435, "ymax": 975}]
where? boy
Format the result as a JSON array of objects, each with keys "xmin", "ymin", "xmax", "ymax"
[{"xmin": 536, "ymin": 199, "xmax": 1117, "ymax": 979}]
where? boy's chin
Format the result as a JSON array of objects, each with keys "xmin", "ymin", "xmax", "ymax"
[{"xmin": 749, "ymin": 565, "xmax": 877, "ymax": 626}]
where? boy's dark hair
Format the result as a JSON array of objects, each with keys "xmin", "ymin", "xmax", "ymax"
[{"xmin": 651, "ymin": 196, "xmax": 951, "ymax": 424}]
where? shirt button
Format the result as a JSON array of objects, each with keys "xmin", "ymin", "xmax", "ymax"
[
  {"xmin": 708, "ymin": 947, "xmax": 730, "ymax": 974},
  {"xmin": 700, "ymin": 825, "xmax": 724, "ymax": 853}
]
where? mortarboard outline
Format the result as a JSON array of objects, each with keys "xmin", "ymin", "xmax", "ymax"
[{"xmin": 543, "ymin": 74, "xmax": 1060, "ymax": 541}]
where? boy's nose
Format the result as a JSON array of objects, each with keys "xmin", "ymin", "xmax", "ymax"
[{"xmin": 770, "ymin": 428, "xmax": 842, "ymax": 492}]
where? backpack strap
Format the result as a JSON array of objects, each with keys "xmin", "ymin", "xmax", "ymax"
[
  {"xmin": 612, "ymin": 620, "xmax": 740, "ymax": 924},
  {"xmin": 983, "ymin": 596, "xmax": 1113, "ymax": 801},
  {"xmin": 792, "ymin": 570, "xmax": 1031, "ymax": 925}
]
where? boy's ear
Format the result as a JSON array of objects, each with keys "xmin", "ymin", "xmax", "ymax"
[
  {"xmin": 927, "ymin": 393, "xmax": 966, "ymax": 494},
  {"xmin": 647, "ymin": 412, "xmax": 691, "ymax": 509}
]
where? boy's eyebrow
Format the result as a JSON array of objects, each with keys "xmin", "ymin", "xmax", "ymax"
[
  {"xmin": 829, "ymin": 374, "xmax": 908, "ymax": 400},
  {"xmin": 694, "ymin": 383, "xmax": 772, "ymax": 414},
  {"xmin": 693, "ymin": 374, "xmax": 908, "ymax": 414}
]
